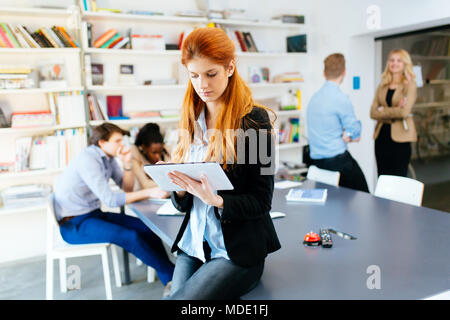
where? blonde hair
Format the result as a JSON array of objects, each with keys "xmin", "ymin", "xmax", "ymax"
[
  {"xmin": 171, "ymin": 27, "xmax": 275, "ymax": 170},
  {"xmin": 381, "ymin": 49, "xmax": 416, "ymax": 87}
]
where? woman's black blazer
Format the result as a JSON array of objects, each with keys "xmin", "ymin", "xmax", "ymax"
[{"xmin": 170, "ymin": 106, "xmax": 281, "ymax": 267}]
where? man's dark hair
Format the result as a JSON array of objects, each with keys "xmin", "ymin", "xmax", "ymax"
[
  {"xmin": 135, "ymin": 123, "xmax": 164, "ymax": 147},
  {"xmin": 89, "ymin": 122, "xmax": 129, "ymax": 146}
]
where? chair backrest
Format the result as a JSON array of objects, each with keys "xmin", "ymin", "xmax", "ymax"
[
  {"xmin": 374, "ymin": 175, "xmax": 424, "ymax": 206},
  {"xmin": 46, "ymin": 193, "xmax": 68, "ymax": 250},
  {"xmin": 307, "ymin": 165, "xmax": 340, "ymax": 186}
]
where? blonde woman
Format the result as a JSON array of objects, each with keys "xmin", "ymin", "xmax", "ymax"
[{"xmin": 370, "ymin": 49, "xmax": 417, "ymax": 177}]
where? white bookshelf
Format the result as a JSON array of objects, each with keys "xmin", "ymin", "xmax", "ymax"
[
  {"xmin": 0, "ymin": 168, "xmax": 64, "ymax": 179},
  {"xmin": 0, "ymin": 86, "xmax": 84, "ymax": 95},
  {"xmin": 0, "ymin": 48, "xmax": 81, "ymax": 53},
  {"xmin": 87, "ymin": 84, "xmax": 185, "ymax": 91},
  {"xmin": 0, "ymin": 123, "xmax": 86, "ymax": 134},
  {"xmin": 0, "ymin": 3, "xmax": 87, "ymax": 218},
  {"xmin": 0, "ymin": 0, "xmax": 307, "ymax": 215},
  {"xmin": 82, "ymin": 11, "xmax": 208, "ymax": 24},
  {"xmin": 0, "ymin": 6, "xmax": 77, "ymax": 18}
]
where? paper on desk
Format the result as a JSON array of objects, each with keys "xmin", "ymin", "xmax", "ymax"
[
  {"xmin": 274, "ymin": 180, "xmax": 303, "ymax": 189},
  {"xmin": 156, "ymin": 200, "xmax": 185, "ymax": 216}
]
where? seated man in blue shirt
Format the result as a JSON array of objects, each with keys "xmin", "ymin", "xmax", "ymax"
[
  {"xmin": 54, "ymin": 123, "xmax": 174, "ymax": 288},
  {"xmin": 306, "ymin": 53, "xmax": 369, "ymax": 192}
]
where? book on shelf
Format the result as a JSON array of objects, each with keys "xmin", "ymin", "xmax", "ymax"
[
  {"xmin": 15, "ymin": 136, "xmax": 32, "ymax": 171},
  {"xmin": 79, "ymin": 0, "xmax": 100, "ymax": 12},
  {"xmin": 160, "ymin": 110, "xmax": 179, "ymax": 119},
  {"xmin": 106, "ymin": 95, "xmax": 123, "ymax": 118},
  {"xmin": 0, "ymin": 184, "xmax": 51, "ymax": 208},
  {"xmin": 273, "ymin": 71, "xmax": 304, "ymax": 83},
  {"xmin": 126, "ymin": 10, "xmax": 164, "ymax": 16},
  {"xmin": 0, "ymin": 108, "xmax": 8, "ymax": 127},
  {"xmin": 234, "ymin": 31, "xmax": 248, "ymax": 52},
  {"xmin": 143, "ymin": 78, "xmax": 177, "ymax": 86},
  {"xmin": 178, "ymin": 28, "xmax": 194, "ymax": 49},
  {"xmin": 93, "ymin": 29, "xmax": 117, "ymax": 48},
  {"xmin": 112, "ymin": 37, "xmax": 129, "ymax": 49},
  {"xmin": 272, "ymin": 14, "xmax": 305, "ymax": 24},
  {"xmin": 243, "ymin": 32, "xmax": 258, "ymax": 52},
  {"xmin": 131, "ymin": 34, "xmax": 165, "ymax": 51},
  {"xmin": 0, "ymin": 64, "xmax": 35, "ymax": 89},
  {"xmin": 11, "ymin": 111, "xmax": 55, "ymax": 128},
  {"xmin": 285, "ymin": 188, "xmax": 327, "ymax": 203},
  {"xmin": 125, "ymin": 111, "xmax": 161, "ymax": 118},
  {"xmin": 0, "ymin": 24, "xmax": 79, "ymax": 49},
  {"xmin": 87, "ymin": 93, "xmax": 108, "ymax": 121},
  {"xmin": 278, "ymin": 118, "xmax": 300, "ymax": 144},
  {"xmin": 175, "ymin": 10, "xmax": 206, "ymax": 18},
  {"xmin": 53, "ymin": 91, "xmax": 86, "ymax": 126}
]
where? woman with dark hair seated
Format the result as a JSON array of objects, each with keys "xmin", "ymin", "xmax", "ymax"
[{"xmin": 130, "ymin": 123, "xmax": 170, "ymax": 198}]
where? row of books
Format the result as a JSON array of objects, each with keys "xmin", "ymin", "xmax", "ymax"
[
  {"xmin": 278, "ymin": 118, "xmax": 300, "ymax": 144},
  {"xmin": 87, "ymin": 92, "xmax": 178, "ymax": 121},
  {"xmin": 6, "ymin": 91, "xmax": 85, "ymax": 128},
  {"xmin": 0, "ymin": 65, "xmax": 34, "ymax": 89},
  {"xmin": 92, "ymin": 28, "xmax": 130, "ymax": 49},
  {"xmin": 0, "ymin": 184, "xmax": 51, "ymax": 209},
  {"xmin": 14, "ymin": 129, "xmax": 87, "ymax": 172},
  {"xmin": 411, "ymin": 37, "xmax": 450, "ymax": 56},
  {"xmin": 0, "ymin": 23, "xmax": 78, "ymax": 48},
  {"xmin": 208, "ymin": 23, "xmax": 259, "ymax": 53}
]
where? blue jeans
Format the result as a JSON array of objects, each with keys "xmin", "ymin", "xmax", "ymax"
[
  {"xmin": 168, "ymin": 251, "xmax": 264, "ymax": 300},
  {"xmin": 59, "ymin": 209, "xmax": 174, "ymax": 285}
]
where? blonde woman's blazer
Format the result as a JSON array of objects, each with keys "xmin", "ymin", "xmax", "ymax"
[{"xmin": 370, "ymin": 80, "xmax": 417, "ymax": 142}]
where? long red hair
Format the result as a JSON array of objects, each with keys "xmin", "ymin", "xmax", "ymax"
[{"xmin": 171, "ymin": 27, "xmax": 273, "ymax": 169}]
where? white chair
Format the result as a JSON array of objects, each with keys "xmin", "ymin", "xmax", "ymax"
[
  {"xmin": 306, "ymin": 165, "xmax": 340, "ymax": 186},
  {"xmin": 124, "ymin": 205, "xmax": 157, "ymax": 283},
  {"xmin": 374, "ymin": 175, "xmax": 424, "ymax": 206},
  {"xmin": 46, "ymin": 194, "xmax": 122, "ymax": 300}
]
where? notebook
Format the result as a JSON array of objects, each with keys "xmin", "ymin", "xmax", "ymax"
[{"xmin": 285, "ymin": 188, "xmax": 327, "ymax": 203}]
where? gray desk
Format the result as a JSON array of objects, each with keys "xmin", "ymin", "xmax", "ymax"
[{"xmin": 129, "ymin": 180, "xmax": 450, "ymax": 299}]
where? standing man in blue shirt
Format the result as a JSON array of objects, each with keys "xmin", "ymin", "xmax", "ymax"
[
  {"xmin": 306, "ymin": 53, "xmax": 369, "ymax": 192},
  {"xmin": 54, "ymin": 123, "xmax": 174, "ymax": 288}
]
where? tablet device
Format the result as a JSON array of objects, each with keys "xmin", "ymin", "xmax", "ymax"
[{"xmin": 143, "ymin": 162, "xmax": 234, "ymax": 192}]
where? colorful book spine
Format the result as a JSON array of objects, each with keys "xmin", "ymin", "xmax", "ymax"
[
  {"xmin": 107, "ymin": 36, "xmax": 123, "ymax": 48},
  {"xmin": 0, "ymin": 24, "xmax": 14, "ymax": 48},
  {"xmin": 1, "ymin": 23, "xmax": 20, "ymax": 47},
  {"xmin": 16, "ymin": 25, "xmax": 38, "ymax": 48},
  {"xmin": 100, "ymin": 33, "xmax": 120, "ymax": 48},
  {"xmin": 45, "ymin": 27, "xmax": 65, "ymax": 48},
  {"xmin": 38, "ymin": 28, "xmax": 59, "ymax": 48},
  {"xmin": 56, "ymin": 26, "xmax": 78, "ymax": 48},
  {"xmin": 93, "ymin": 29, "xmax": 117, "ymax": 48}
]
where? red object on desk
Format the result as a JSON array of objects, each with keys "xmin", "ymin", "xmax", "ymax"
[{"xmin": 303, "ymin": 231, "xmax": 320, "ymax": 246}]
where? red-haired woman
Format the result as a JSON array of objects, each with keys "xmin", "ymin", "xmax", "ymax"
[{"xmin": 160, "ymin": 27, "xmax": 281, "ymax": 299}]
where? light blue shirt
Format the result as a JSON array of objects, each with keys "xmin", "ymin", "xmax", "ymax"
[
  {"xmin": 306, "ymin": 81, "xmax": 361, "ymax": 159},
  {"xmin": 54, "ymin": 145, "xmax": 126, "ymax": 219},
  {"xmin": 177, "ymin": 107, "xmax": 229, "ymax": 262}
]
